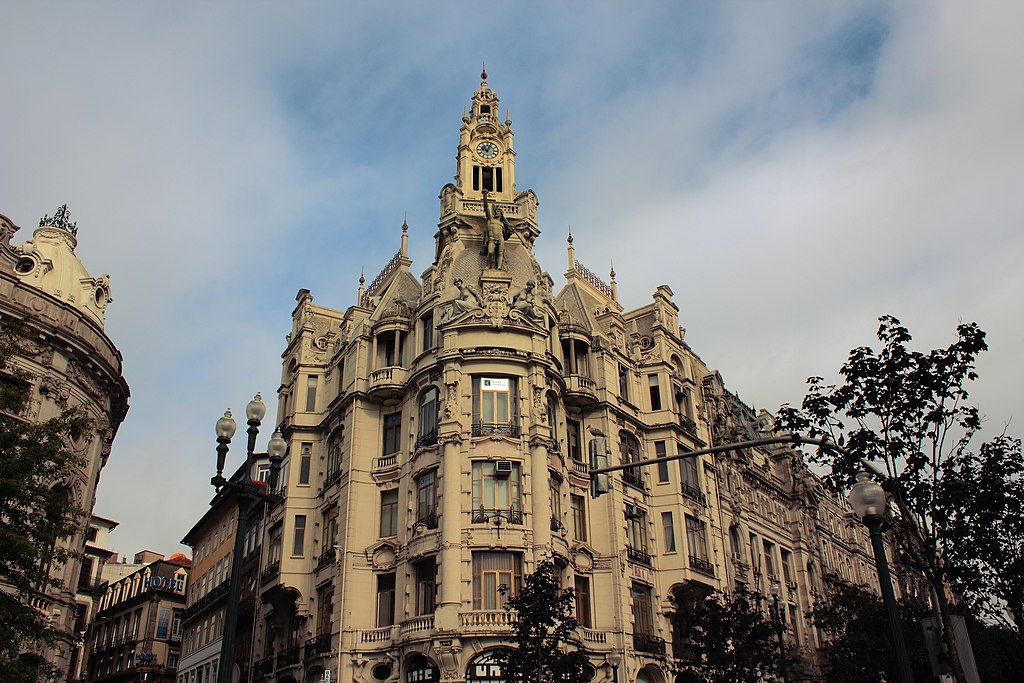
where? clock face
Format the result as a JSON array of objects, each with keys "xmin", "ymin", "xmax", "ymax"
[{"xmin": 476, "ymin": 141, "xmax": 499, "ymax": 159}]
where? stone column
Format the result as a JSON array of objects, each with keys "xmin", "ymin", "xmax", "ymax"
[{"xmin": 434, "ymin": 379, "xmax": 463, "ymax": 631}]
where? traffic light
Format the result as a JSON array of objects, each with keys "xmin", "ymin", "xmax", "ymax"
[{"xmin": 589, "ymin": 436, "xmax": 611, "ymax": 498}]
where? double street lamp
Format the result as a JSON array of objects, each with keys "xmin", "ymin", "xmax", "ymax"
[
  {"xmin": 211, "ymin": 394, "xmax": 286, "ymax": 683},
  {"xmin": 848, "ymin": 471, "xmax": 914, "ymax": 683},
  {"xmin": 769, "ymin": 583, "xmax": 790, "ymax": 683}
]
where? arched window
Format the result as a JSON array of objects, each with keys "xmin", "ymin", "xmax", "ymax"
[
  {"xmin": 406, "ymin": 653, "xmax": 440, "ymax": 682},
  {"xmin": 417, "ymin": 387, "xmax": 440, "ymax": 447},
  {"xmin": 619, "ymin": 431, "xmax": 645, "ymax": 491},
  {"xmin": 466, "ymin": 650, "xmax": 512, "ymax": 683}
]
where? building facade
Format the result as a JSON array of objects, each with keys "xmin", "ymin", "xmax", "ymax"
[
  {"xmin": 205, "ymin": 75, "xmax": 904, "ymax": 683},
  {"xmin": 86, "ymin": 553, "xmax": 190, "ymax": 682},
  {"xmin": 0, "ymin": 206, "xmax": 131, "ymax": 679}
]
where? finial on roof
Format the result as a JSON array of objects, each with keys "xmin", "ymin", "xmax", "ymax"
[
  {"xmin": 39, "ymin": 204, "xmax": 78, "ymax": 236},
  {"xmin": 609, "ymin": 260, "xmax": 616, "ymax": 280},
  {"xmin": 567, "ymin": 225, "xmax": 573, "ymax": 245},
  {"xmin": 505, "ymin": 109, "xmax": 512, "ymax": 126},
  {"xmin": 400, "ymin": 215, "xmax": 409, "ymax": 257},
  {"xmin": 359, "ymin": 269, "xmax": 365, "ymax": 285},
  {"xmin": 402, "ymin": 213, "xmax": 408, "ymax": 232},
  {"xmin": 610, "ymin": 260, "xmax": 618, "ymax": 303},
  {"xmin": 357, "ymin": 268, "xmax": 366, "ymax": 304},
  {"xmin": 566, "ymin": 225, "xmax": 576, "ymax": 271},
  {"xmin": 481, "ymin": 62, "xmax": 487, "ymax": 81}
]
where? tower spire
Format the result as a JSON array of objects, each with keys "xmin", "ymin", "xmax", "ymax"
[
  {"xmin": 610, "ymin": 260, "xmax": 618, "ymax": 302},
  {"xmin": 567, "ymin": 226, "xmax": 576, "ymax": 270}
]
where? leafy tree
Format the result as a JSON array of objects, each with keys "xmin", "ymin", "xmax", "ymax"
[
  {"xmin": 670, "ymin": 586, "xmax": 805, "ymax": 683},
  {"xmin": 807, "ymin": 580, "xmax": 932, "ymax": 682},
  {"xmin": 498, "ymin": 557, "xmax": 589, "ymax": 683},
  {"xmin": 962, "ymin": 615, "xmax": 1024, "ymax": 682},
  {"xmin": 0, "ymin": 322, "xmax": 88, "ymax": 682},
  {"xmin": 775, "ymin": 316, "xmax": 1024, "ymax": 680}
]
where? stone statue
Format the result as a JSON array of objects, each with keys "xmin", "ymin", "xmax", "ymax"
[
  {"xmin": 439, "ymin": 277, "xmax": 483, "ymax": 323},
  {"xmin": 511, "ymin": 279, "xmax": 541, "ymax": 320},
  {"xmin": 481, "ymin": 189, "xmax": 512, "ymax": 270}
]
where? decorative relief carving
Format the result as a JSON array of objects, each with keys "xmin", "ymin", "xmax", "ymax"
[
  {"xmin": 443, "ymin": 381, "xmax": 458, "ymax": 419},
  {"xmin": 65, "ymin": 360, "xmax": 104, "ymax": 401},
  {"xmin": 532, "ymin": 385, "xmax": 545, "ymax": 423},
  {"xmin": 481, "ymin": 281, "xmax": 510, "ymax": 329}
]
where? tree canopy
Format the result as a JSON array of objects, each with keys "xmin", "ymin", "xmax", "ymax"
[
  {"xmin": 498, "ymin": 557, "xmax": 590, "ymax": 683},
  {"xmin": 775, "ymin": 316, "xmax": 1024, "ymax": 679},
  {"xmin": 0, "ymin": 322, "xmax": 88, "ymax": 682}
]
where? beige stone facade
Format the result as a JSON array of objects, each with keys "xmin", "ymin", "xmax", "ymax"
[
  {"xmin": 0, "ymin": 207, "xmax": 130, "ymax": 680},
  {"xmin": 233, "ymin": 76, "xmax": 903, "ymax": 683}
]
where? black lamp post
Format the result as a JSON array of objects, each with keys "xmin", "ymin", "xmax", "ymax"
[
  {"xmin": 848, "ymin": 471, "xmax": 914, "ymax": 683},
  {"xmin": 768, "ymin": 582, "xmax": 791, "ymax": 683},
  {"xmin": 605, "ymin": 651, "xmax": 621, "ymax": 683},
  {"xmin": 211, "ymin": 394, "xmax": 286, "ymax": 683}
]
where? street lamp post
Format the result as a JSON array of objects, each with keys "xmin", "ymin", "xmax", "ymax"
[
  {"xmin": 211, "ymin": 394, "xmax": 286, "ymax": 683},
  {"xmin": 848, "ymin": 471, "xmax": 914, "ymax": 683},
  {"xmin": 605, "ymin": 652, "xmax": 621, "ymax": 683},
  {"xmin": 769, "ymin": 583, "xmax": 790, "ymax": 683}
]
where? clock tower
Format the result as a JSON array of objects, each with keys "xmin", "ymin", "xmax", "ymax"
[{"xmin": 437, "ymin": 71, "xmax": 540, "ymax": 259}]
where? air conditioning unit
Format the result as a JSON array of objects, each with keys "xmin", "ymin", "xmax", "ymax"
[
  {"xmin": 494, "ymin": 460, "xmax": 513, "ymax": 477},
  {"xmin": 625, "ymin": 504, "xmax": 643, "ymax": 520}
]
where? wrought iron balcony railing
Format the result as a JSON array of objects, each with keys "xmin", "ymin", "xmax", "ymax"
[
  {"xmin": 414, "ymin": 430, "xmax": 439, "ymax": 448},
  {"xmin": 472, "ymin": 422, "xmax": 521, "ymax": 438},
  {"xmin": 633, "ymin": 632, "xmax": 666, "ymax": 655},
  {"xmin": 627, "ymin": 546, "xmax": 653, "ymax": 567},
  {"xmin": 471, "ymin": 507, "xmax": 524, "ymax": 524},
  {"xmin": 260, "ymin": 561, "xmax": 281, "ymax": 584},
  {"xmin": 304, "ymin": 633, "xmax": 331, "ymax": 659},
  {"xmin": 689, "ymin": 555, "xmax": 715, "ymax": 577}
]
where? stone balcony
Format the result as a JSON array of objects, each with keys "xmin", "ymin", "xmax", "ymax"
[
  {"xmin": 562, "ymin": 374, "xmax": 598, "ymax": 408},
  {"xmin": 367, "ymin": 366, "xmax": 408, "ymax": 400}
]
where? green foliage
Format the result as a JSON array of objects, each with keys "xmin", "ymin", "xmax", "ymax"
[
  {"xmin": 671, "ymin": 586, "xmax": 805, "ymax": 683},
  {"xmin": 0, "ymin": 322, "xmax": 88, "ymax": 682},
  {"xmin": 498, "ymin": 558, "xmax": 590, "ymax": 683},
  {"xmin": 807, "ymin": 580, "xmax": 932, "ymax": 682},
  {"xmin": 774, "ymin": 316, "xmax": 1024, "ymax": 676}
]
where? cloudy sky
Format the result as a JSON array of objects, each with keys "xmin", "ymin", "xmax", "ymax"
[{"xmin": 2, "ymin": 2, "xmax": 1021, "ymax": 560}]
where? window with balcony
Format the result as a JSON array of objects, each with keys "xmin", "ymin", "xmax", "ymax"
[
  {"xmin": 472, "ymin": 376, "xmax": 519, "ymax": 435},
  {"xmin": 472, "ymin": 552, "xmax": 522, "ymax": 610},
  {"xmin": 679, "ymin": 448, "xmax": 702, "ymax": 501},
  {"xmin": 631, "ymin": 582, "xmax": 655, "ymax": 635},
  {"xmin": 378, "ymin": 330, "xmax": 406, "ymax": 368},
  {"xmin": 380, "ymin": 490, "xmax": 399, "ymax": 537},
  {"xmin": 383, "ymin": 412, "xmax": 402, "ymax": 456},
  {"xmin": 560, "ymin": 338, "xmax": 590, "ymax": 375},
  {"xmin": 626, "ymin": 506, "xmax": 650, "ymax": 565},
  {"xmin": 619, "ymin": 431, "xmax": 645, "ymax": 490},
  {"xmin": 417, "ymin": 387, "xmax": 439, "ymax": 447},
  {"xmin": 686, "ymin": 515, "xmax": 713, "ymax": 576},
  {"xmin": 317, "ymin": 587, "xmax": 333, "ymax": 636},
  {"xmin": 414, "ymin": 557, "xmax": 437, "ymax": 615},
  {"xmin": 575, "ymin": 575, "xmax": 592, "ymax": 628},
  {"xmin": 416, "ymin": 470, "xmax": 438, "ymax": 529},
  {"xmin": 376, "ymin": 573, "xmax": 396, "ymax": 627},
  {"xmin": 570, "ymin": 495, "xmax": 587, "ymax": 542},
  {"xmin": 472, "ymin": 461, "xmax": 522, "ymax": 522}
]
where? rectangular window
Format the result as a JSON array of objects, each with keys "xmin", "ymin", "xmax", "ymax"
[
  {"xmin": 566, "ymin": 419, "xmax": 582, "ymax": 462},
  {"xmin": 376, "ymin": 573, "xmax": 396, "ymax": 627},
  {"xmin": 686, "ymin": 515, "xmax": 710, "ymax": 561},
  {"xmin": 317, "ymin": 587, "xmax": 333, "ymax": 636},
  {"xmin": 631, "ymin": 582, "xmax": 655, "ymax": 635},
  {"xmin": 415, "ymin": 558, "xmax": 437, "ymax": 615},
  {"xmin": 575, "ymin": 575, "xmax": 592, "ymax": 628},
  {"xmin": 473, "ymin": 165, "xmax": 480, "ymax": 191},
  {"xmin": 416, "ymin": 471, "xmax": 437, "ymax": 526},
  {"xmin": 570, "ymin": 495, "xmax": 587, "ymax": 542},
  {"xmin": 648, "ymin": 374, "xmax": 662, "ymax": 410},
  {"xmin": 547, "ymin": 393, "xmax": 559, "ymax": 441},
  {"xmin": 781, "ymin": 549, "xmax": 794, "ymax": 583},
  {"xmin": 473, "ymin": 376, "xmax": 518, "ymax": 433},
  {"xmin": 655, "ymin": 441, "xmax": 669, "ymax": 482},
  {"xmin": 749, "ymin": 533, "xmax": 759, "ymax": 570},
  {"xmin": 421, "ymin": 312, "xmax": 434, "ymax": 352},
  {"xmin": 618, "ymin": 364, "xmax": 630, "ymax": 400},
  {"xmin": 729, "ymin": 526, "xmax": 742, "ymax": 559},
  {"xmin": 322, "ymin": 510, "xmax": 338, "ymax": 552},
  {"xmin": 298, "ymin": 442, "xmax": 312, "ymax": 485},
  {"xmin": 472, "ymin": 552, "xmax": 522, "ymax": 610},
  {"xmin": 472, "ymin": 461, "xmax": 522, "ymax": 520},
  {"xmin": 661, "ymin": 511, "xmax": 676, "ymax": 553},
  {"xmin": 305, "ymin": 375, "xmax": 318, "ymax": 412},
  {"xmin": 380, "ymin": 490, "xmax": 399, "ymax": 537},
  {"xmin": 382, "ymin": 412, "xmax": 401, "ymax": 455},
  {"xmin": 549, "ymin": 478, "xmax": 562, "ymax": 529},
  {"xmin": 292, "ymin": 515, "xmax": 306, "ymax": 556},
  {"xmin": 763, "ymin": 540, "xmax": 776, "ymax": 577},
  {"xmin": 482, "ymin": 166, "xmax": 494, "ymax": 191}
]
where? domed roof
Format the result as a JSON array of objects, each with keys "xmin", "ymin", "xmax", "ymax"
[{"xmin": 12, "ymin": 205, "xmax": 112, "ymax": 328}]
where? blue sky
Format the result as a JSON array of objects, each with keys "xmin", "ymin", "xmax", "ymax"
[{"xmin": 2, "ymin": 1, "xmax": 1022, "ymax": 559}]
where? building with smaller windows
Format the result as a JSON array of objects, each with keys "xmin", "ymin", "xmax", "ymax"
[
  {"xmin": 68, "ymin": 515, "xmax": 120, "ymax": 682},
  {"xmin": 178, "ymin": 455, "xmax": 270, "ymax": 683},
  {"xmin": 86, "ymin": 553, "xmax": 190, "ymax": 683}
]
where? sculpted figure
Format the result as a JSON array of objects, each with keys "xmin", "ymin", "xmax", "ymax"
[
  {"xmin": 511, "ymin": 279, "xmax": 541, "ymax": 319},
  {"xmin": 480, "ymin": 189, "xmax": 513, "ymax": 270},
  {"xmin": 450, "ymin": 278, "xmax": 483, "ymax": 316}
]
